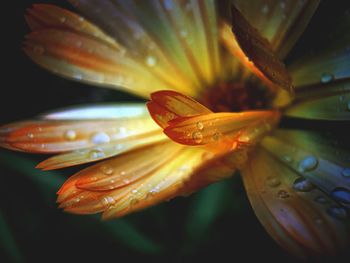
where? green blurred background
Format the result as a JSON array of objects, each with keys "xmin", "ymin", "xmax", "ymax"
[{"xmin": 1, "ymin": 1, "xmax": 349, "ymax": 262}]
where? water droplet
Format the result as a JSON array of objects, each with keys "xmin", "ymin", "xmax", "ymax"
[
  {"xmin": 89, "ymin": 149, "xmax": 105, "ymax": 159},
  {"xmin": 299, "ymin": 156, "xmax": 318, "ymax": 172},
  {"xmin": 282, "ymin": 155, "xmax": 293, "ymax": 163},
  {"xmin": 266, "ymin": 177, "xmax": 281, "ymax": 187},
  {"xmin": 327, "ymin": 206, "xmax": 348, "ymax": 220},
  {"xmin": 180, "ymin": 29, "xmax": 188, "ymax": 38},
  {"xmin": 131, "ymin": 189, "xmax": 138, "ymax": 194},
  {"xmin": 27, "ymin": 133, "xmax": 34, "ymax": 139},
  {"xmin": 293, "ymin": 177, "xmax": 315, "ymax": 192},
  {"xmin": 331, "ymin": 187, "xmax": 350, "ymax": 204},
  {"xmin": 277, "ymin": 190, "xmax": 290, "ymax": 199},
  {"xmin": 60, "ymin": 16, "xmax": 66, "ymax": 23},
  {"xmin": 33, "ymin": 45, "xmax": 45, "ymax": 55},
  {"xmin": 146, "ymin": 56, "xmax": 157, "ymax": 67},
  {"xmin": 91, "ymin": 132, "xmax": 110, "ymax": 144},
  {"xmin": 342, "ymin": 168, "xmax": 350, "ymax": 177},
  {"xmin": 320, "ymin": 73, "xmax": 334, "ymax": 83},
  {"xmin": 163, "ymin": 0, "xmax": 174, "ymax": 10},
  {"xmin": 100, "ymin": 164, "xmax": 114, "ymax": 175},
  {"xmin": 314, "ymin": 218, "xmax": 323, "ymax": 225},
  {"xmin": 101, "ymin": 196, "xmax": 115, "ymax": 208},
  {"xmin": 73, "ymin": 73, "xmax": 83, "ymax": 80},
  {"xmin": 314, "ymin": 196, "xmax": 328, "ymax": 204},
  {"xmin": 192, "ymin": 131, "xmax": 203, "ymax": 144},
  {"xmin": 196, "ymin": 122, "xmax": 204, "ymax": 130},
  {"xmin": 212, "ymin": 131, "xmax": 221, "ymax": 141},
  {"xmin": 261, "ymin": 4, "xmax": 269, "ymax": 14},
  {"xmin": 64, "ymin": 130, "xmax": 76, "ymax": 141}
]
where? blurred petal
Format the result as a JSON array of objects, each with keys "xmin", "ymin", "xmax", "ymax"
[
  {"xmin": 147, "ymin": 90, "xmax": 212, "ymax": 128},
  {"xmin": 233, "ymin": 0, "xmax": 320, "ymax": 59},
  {"xmin": 285, "ymin": 79, "xmax": 350, "ymax": 120},
  {"xmin": 25, "ymin": 4, "xmax": 118, "ymax": 46},
  {"xmin": 230, "ymin": 5, "xmax": 293, "ymax": 93},
  {"xmin": 242, "ymin": 146, "xmax": 350, "ymax": 259},
  {"xmin": 289, "ymin": 6, "xmax": 350, "ymax": 88},
  {"xmin": 261, "ymin": 130, "xmax": 350, "ymax": 201},
  {"xmin": 66, "ymin": 0, "xmax": 238, "ymax": 96},
  {"xmin": 0, "ymin": 104, "xmax": 161, "ymax": 154}
]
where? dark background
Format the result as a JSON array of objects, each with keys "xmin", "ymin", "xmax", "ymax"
[{"xmin": 0, "ymin": 1, "xmax": 349, "ymax": 262}]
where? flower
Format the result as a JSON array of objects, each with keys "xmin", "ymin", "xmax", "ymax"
[{"xmin": 1, "ymin": 0, "xmax": 350, "ymax": 259}]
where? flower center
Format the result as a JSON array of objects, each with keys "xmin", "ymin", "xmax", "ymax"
[{"xmin": 200, "ymin": 81, "xmax": 272, "ymax": 113}]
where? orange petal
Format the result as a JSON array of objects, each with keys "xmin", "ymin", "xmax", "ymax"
[
  {"xmin": 163, "ymin": 111, "xmax": 280, "ymax": 146},
  {"xmin": 242, "ymin": 146, "xmax": 350, "ymax": 259},
  {"xmin": 230, "ymin": 5, "xmax": 293, "ymax": 93},
  {"xmin": 0, "ymin": 104, "xmax": 160, "ymax": 154},
  {"xmin": 57, "ymin": 137, "xmax": 251, "ymax": 218},
  {"xmin": 147, "ymin": 90, "xmax": 212, "ymax": 128}
]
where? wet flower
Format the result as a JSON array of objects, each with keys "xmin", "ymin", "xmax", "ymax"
[{"xmin": 1, "ymin": 0, "xmax": 350, "ymax": 259}]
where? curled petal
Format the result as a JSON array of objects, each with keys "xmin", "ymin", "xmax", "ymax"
[{"xmin": 147, "ymin": 90, "xmax": 212, "ymax": 128}]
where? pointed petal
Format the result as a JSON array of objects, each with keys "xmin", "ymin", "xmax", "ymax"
[
  {"xmin": 147, "ymin": 90, "xmax": 212, "ymax": 128},
  {"xmin": 230, "ymin": 5, "xmax": 293, "ymax": 93},
  {"xmin": 163, "ymin": 111, "xmax": 280, "ymax": 146},
  {"xmin": 242, "ymin": 146, "xmax": 350, "ymax": 259},
  {"xmin": 0, "ymin": 104, "xmax": 161, "ymax": 153}
]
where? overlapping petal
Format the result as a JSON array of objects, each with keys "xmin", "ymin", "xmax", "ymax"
[{"xmin": 57, "ymin": 140, "xmax": 241, "ymax": 219}]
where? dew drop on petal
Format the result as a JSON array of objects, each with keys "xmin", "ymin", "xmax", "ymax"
[
  {"xmin": 192, "ymin": 131, "xmax": 203, "ymax": 144},
  {"xmin": 146, "ymin": 56, "xmax": 157, "ymax": 67},
  {"xmin": 277, "ymin": 190, "xmax": 290, "ymax": 199},
  {"xmin": 266, "ymin": 177, "xmax": 281, "ymax": 187},
  {"xmin": 293, "ymin": 177, "xmax": 315, "ymax": 192},
  {"xmin": 327, "ymin": 206, "xmax": 348, "ymax": 220},
  {"xmin": 212, "ymin": 131, "xmax": 221, "ymax": 141},
  {"xmin": 342, "ymin": 168, "xmax": 350, "ymax": 177},
  {"xmin": 100, "ymin": 164, "xmax": 114, "ymax": 175},
  {"xmin": 60, "ymin": 16, "xmax": 67, "ymax": 23},
  {"xmin": 89, "ymin": 149, "xmax": 105, "ymax": 159},
  {"xmin": 64, "ymin": 130, "xmax": 76, "ymax": 141},
  {"xmin": 314, "ymin": 196, "xmax": 328, "ymax": 204},
  {"xmin": 27, "ymin": 133, "xmax": 34, "ymax": 139},
  {"xmin": 331, "ymin": 187, "xmax": 350, "ymax": 204},
  {"xmin": 320, "ymin": 73, "xmax": 334, "ymax": 83},
  {"xmin": 299, "ymin": 156, "xmax": 318, "ymax": 172},
  {"xmin": 91, "ymin": 132, "xmax": 110, "ymax": 144},
  {"xmin": 282, "ymin": 155, "xmax": 293, "ymax": 163},
  {"xmin": 196, "ymin": 122, "xmax": 204, "ymax": 130},
  {"xmin": 101, "ymin": 196, "xmax": 115, "ymax": 208}
]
